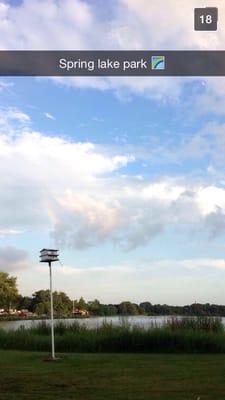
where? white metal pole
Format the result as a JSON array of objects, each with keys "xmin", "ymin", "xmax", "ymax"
[{"xmin": 49, "ymin": 261, "xmax": 55, "ymax": 359}]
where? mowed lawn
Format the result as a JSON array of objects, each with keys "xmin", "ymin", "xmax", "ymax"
[{"xmin": 0, "ymin": 351, "xmax": 225, "ymax": 400}]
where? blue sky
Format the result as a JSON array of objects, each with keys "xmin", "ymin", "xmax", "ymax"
[{"xmin": 1, "ymin": 0, "xmax": 225, "ymax": 304}]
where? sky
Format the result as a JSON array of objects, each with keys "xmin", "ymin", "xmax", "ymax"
[{"xmin": 1, "ymin": 0, "xmax": 225, "ymax": 305}]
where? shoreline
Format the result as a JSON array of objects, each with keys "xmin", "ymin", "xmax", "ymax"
[{"xmin": 1, "ymin": 314, "xmax": 225, "ymax": 323}]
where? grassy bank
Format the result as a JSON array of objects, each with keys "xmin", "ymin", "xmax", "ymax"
[
  {"xmin": 1, "ymin": 317, "xmax": 225, "ymax": 353},
  {"xmin": 1, "ymin": 350, "xmax": 225, "ymax": 399}
]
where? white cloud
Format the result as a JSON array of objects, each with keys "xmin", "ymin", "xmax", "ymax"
[
  {"xmin": 1, "ymin": 0, "xmax": 224, "ymax": 50},
  {"xmin": 59, "ymin": 264, "xmax": 132, "ymax": 276},
  {"xmin": 1, "ymin": 106, "xmax": 225, "ymax": 249},
  {"xmin": 0, "ymin": 108, "xmax": 134, "ymax": 238},
  {"xmin": 0, "ymin": 246, "xmax": 31, "ymax": 272},
  {"xmin": 56, "ymin": 258, "xmax": 225, "ymax": 278},
  {"xmin": 44, "ymin": 112, "xmax": 55, "ymax": 120},
  {"xmin": 92, "ymin": 117, "xmax": 104, "ymax": 123},
  {"xmin": 142, "ymin": 122, "xmax": 225, "ymax": 167},
  {"xmin": 0, "ymin": 0, "xmax": 225, "ymax": 101},
  {"xmin": 0, "ymin": 107, "xmax": 30, "ymax": 135},
  {"xmin": 148, "ymin": 258, "xmax": 225, "ymax": 271},
  {"xmin": 0, "ymin": 80, "xmax": 14, "ymax": 92},
  {"xmin": 0, "ymin": 229, "xmax": 23, "ymax": 237},
  {"xmin": 120, "ymin": 0, "xmax": 225, "ymax": 50},
  {"xmin": 0, "ymin": 107, "xmax": 30, "ymax": 124}
]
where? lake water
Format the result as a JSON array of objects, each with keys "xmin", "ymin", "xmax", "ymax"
[{"xmin": 0, "ymin": 315, "xmax": 224, "ymax": 331}]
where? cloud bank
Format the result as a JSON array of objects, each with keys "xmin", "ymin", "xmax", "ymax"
[
  {"xmin": 0, "ymin": 246, "xmax": 31, "ymax": 272},
  {"xmin": 1, "ymin": 107, "xmax": 225, "ymax": 250}
]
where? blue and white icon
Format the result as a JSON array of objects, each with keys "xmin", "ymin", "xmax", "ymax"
[{"xmin": 151, "ymin": 56, "xmax": 166, "ymax": 70}]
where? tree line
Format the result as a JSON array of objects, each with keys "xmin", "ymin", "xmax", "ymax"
[{"xmin": 1, "ymin": 271, "xmax": 225, "ymax": 317}]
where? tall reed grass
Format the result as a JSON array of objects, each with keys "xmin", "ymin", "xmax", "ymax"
[
  {"xmin": 0, "ymin": 317, "xmax": 224, "ymax": 353},
  {"xmin": 165, "ymin": 316, "xmax": 224, "ymax": 333}
]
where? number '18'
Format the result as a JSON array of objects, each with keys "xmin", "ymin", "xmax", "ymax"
[{"xmin": 200, "ymin": 14, "xmax": 213, "ymax": 24}]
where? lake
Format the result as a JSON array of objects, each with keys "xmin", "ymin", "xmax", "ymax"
[{"xmin": 0, "ymin": 315, "xmax": 224, "ymax": 331}]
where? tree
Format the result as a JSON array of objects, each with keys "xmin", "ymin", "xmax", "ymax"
[
  {"xmin": 16, "ymin": 295, "xmax": 33, "ymax": 311},
  {"xmin": 77, "ymin": 297, "xmax": 86, "ymax": 310},
  {"xmin": 102, "ymin": 304, "xmax": 118, "ymax": 316},
  {"xmin": 53, "ymin": 291, "xmax": 72, "ymax": 316},
  {"xmin": 32, "ymin": 290, "xmax": 73, "ymax": 316},
  {"xmin": 118, "ymin": 301, "xmax": 139, "ymax": 315},
  {"xmin": 0, "ymin": 272, "xmax": 19, "ymax": 311},
  {"xmin": 140, "ymin": 302, "xmax": 153, "ymax": 315},
  {"xmin": 32, "ymin": 290, "xmax": 51, "ymax": 315},
  {"xmin": 88, "ymin": 299, "xmax": 102, "ymax": 315}
]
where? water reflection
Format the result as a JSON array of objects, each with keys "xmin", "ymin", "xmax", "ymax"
[{"xmin": 0, "ymin": 315, "xmax": 224, "ymax": 331}]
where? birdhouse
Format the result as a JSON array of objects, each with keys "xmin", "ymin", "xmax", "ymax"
[{"xmin": 40, "ymin": 248, "xmax": 59, "ymax": 263}]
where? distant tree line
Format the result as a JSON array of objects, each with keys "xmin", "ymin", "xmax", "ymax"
[{"xmin": 1, "ymin": 271, "xmax": 225, "ymax": 317}]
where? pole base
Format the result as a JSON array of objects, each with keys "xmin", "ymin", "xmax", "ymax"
[{"xmin": 43, "ymin": 356, "xmax": 61, "ymax": 362}]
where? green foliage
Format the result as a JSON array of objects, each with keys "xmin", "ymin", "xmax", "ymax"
[
  {"xmin": 77, "ymin": 296, "xmax": 86, "ymax": 310},
  {"xmin": 88, "ymin": 299, "xmax": 101, "ymax": 315},
  {"xmin": 101, "ymin": 304, "xmax": 118, "ymax": 316},
  {"xmin": 53, "ymin": 291, "xmax": 73, "ymax": 316},
  {"xmin": 165, "ymin": 317, "xmax": 224, "ymax": 333},
  {"xmin": 0, "ymin": 272, "xmax": 18, "ymax": 311},
  {"xmin": 32, "ymin": 290, "xmax": 50, "ymax": 315},
  {"xmin": 118, "ymin": 301, "xmax": 139, "ymax": 315},
  {"xmin": 1, "ymin": 318, "xmax": 225, "ymax": 353},
  {"xmin": 31, "ymin": 290, "xmax": 72, "ymax": 317},
  {"xmin": 16, "ymin": 295, "xmax": 33, "ymax": 310}
]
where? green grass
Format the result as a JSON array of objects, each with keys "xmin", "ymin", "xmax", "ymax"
[
  {"xmin": 1, "ymin": 350, "xmax": 225, "ymax": 399},
  {"xmin": 1, "ymin": 319, "xmax": 225, "ymax": 353}
]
